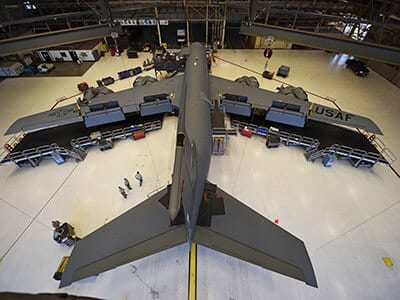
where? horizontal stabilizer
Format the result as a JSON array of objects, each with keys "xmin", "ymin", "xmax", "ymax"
[
  {"xmin": 194, "ymin": 184, "xmax": 317, "ymax": 287},
  {"xmin": 308, "ymin": 103, "xmax": 383, "ymax": 135},
  {"xmin": 60, "ymin": 187, "xmax": 186, "ymax": 288}
]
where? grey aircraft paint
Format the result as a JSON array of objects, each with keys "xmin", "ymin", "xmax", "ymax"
[
  {"xmin": 58, "ymin": 42, "xmax": 318, "ymax": 289},
  {"xmin": 4, "ymin": 42, "xmax": 385, "ymax": 289},
  {"xmin": 179, "ymin": 43, "xmax": 212, "ymax": 244}
]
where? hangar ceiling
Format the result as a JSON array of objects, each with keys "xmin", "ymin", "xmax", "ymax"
[
  {"xmin": 1, "ymin": 0, "xmax": 399, "ymax": 43},
  {"xmin": 0, "ymin": 1, "xmax": 399, "ymax": 65}
]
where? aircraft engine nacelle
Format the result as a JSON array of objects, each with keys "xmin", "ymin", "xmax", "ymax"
[{"xmin": 234, "ymin": 76, "xmax": 259, "ymax": 88}]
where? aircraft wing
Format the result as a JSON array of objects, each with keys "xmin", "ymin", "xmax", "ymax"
[
  {"xmin": 209, "ymin": 75, "xmax": 382, "ymax": 135},
  {"xmin": 194, "ymin": 183, "xmax": 318, "ymax": 287},
  {"xmin": 209, "ymin": 75, "xmax": 309, "ymax": 114},
  {"xmin": 60, "ymin": 186, "xmax": 186, "ymax": 288},
  {"xmin": 4, "ymin": 76, "xmax": 184, "ymax": 135},
  {"xmin": 4, "ymin": 104, "xmax": 82, "ymax": 135},
  {"xmin": 88, "ymin": 75, "xmax": 185, "ymax": 114},
  {"xmin": 308, "ymin": 102, "xmax": 383, "ymax": 135}
]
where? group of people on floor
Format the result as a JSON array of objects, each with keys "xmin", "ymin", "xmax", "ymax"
[{"xmin": 118, "ymin": 171, "xmax": 143, "ymax": 199}]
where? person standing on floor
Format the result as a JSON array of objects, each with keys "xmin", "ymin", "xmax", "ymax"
[
  {"xmin": 124, "ymin": 178, "xmax": 132, "ymax": 190},
  {"xmin": 263, "ymin": 48, "xmax": 273, "ymax": 71},
  {"xmin": 118, "ymin": 186, "xmax": 127, "ymax": 198},
  {"xmin": 135, "ymin": 171, "xmax": 143, "ymax": 186}
]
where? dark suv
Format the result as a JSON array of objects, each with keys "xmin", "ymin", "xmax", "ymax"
[{"xmin": 345, "ymin": 59, "xmax": 369, "ymax": 77}]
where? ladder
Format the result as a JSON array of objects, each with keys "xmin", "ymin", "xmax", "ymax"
[{"xmin": 358, "ymin": 129, "xmax": 397, "ymax": 165}]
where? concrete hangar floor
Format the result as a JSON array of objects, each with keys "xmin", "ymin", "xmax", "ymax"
[{"xmin": 0, "ymin": 47, "xmax": 399, "ymax": 300}]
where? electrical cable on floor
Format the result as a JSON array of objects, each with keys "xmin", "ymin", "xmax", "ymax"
[
  {"xmin": 231, "ymin": 134, "xmax": 250, "ymax": 196},
  {"xmin": 316, "ymin": 197, "xmax": 400, "ymax": 251},
  {"xmin": 214, "ymin": 56, "xmax": 339, "ymax": 107},
  {"xmin": 144, "ymin": 131, "xmax": 162, "ymax": 189},
  {"xmin": 50, "ymin": 93, "xmax": 82, "ymax": 110},
  {"xmin": 1, "ymin": 163, "xmax": 80, "ymax": 260}
]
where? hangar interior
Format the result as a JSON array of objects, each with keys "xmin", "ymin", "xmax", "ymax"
[{"xmin": 0, "ymin": 0, "xmax": 400, "ymax": 299}]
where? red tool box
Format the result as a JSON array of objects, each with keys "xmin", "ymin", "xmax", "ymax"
[
  {"xmin": 133, "ymin": 130, "xmax": 146, "ymax": 140},
  {"xmin": 262, "ymin": 71, "xmax": 274, "ymax": 80},
  {"xmin": 241, "ymin": 128, "xmax": 253, "ymax": 138}
]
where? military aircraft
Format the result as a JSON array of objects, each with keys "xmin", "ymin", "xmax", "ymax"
[{"xmin": 4, "ymin": 42, "xmax": 384, "ymax": 289}]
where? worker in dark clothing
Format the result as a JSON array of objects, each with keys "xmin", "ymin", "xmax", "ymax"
[
  {"xmin": 124, "ymin": 178, "xmax": 132, "ymax": 190},
  {"xmin": 135, "ymin": 171, "xmax": 143, "ymax": 186},
  {"xmin": 118, "ymin": 186, "xmax": 127, "ymax": 198},
  {"xmin": 52, "ymin": 220, "xmax": 80, "ymax": 246}
]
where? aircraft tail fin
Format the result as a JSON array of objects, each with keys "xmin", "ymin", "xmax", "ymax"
[
  {"xmin": 59, "ymin": 186, "xmax": 186, "ymax": 288},
  {"xmin": 194, "ymin": 183, "xmax": 317, "ymax": 287}
]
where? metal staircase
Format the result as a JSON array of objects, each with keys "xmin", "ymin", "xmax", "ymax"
[
  {"xmin": 5, "ymin": 143, "xmax": 87, "ymax": 167},
  {"xmin": 304, "ymin": 144, "xmax": 388, "ymax": 167}
]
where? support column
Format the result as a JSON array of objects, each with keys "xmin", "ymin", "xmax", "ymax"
[
  {"xmin": 249, "ymin": 0, "xmax": 258, "ymax": 21},
  {"xmin": 184, "ymin": 0, "xmax": 190, "ymax": 46},
  {"xmin": 154, "ymin": 6, "xmax": 162, "ymax": 46},
  {"xmin": 206, "ymin": 0, "xmax": 209, "ymax": 44},
  {"xmin": 98, "ymin": 0, "xmax": 112, "ymax": 21},
  {"xmin": 221, "ymin": 5, "xmax": 227, "ymax": 48}
]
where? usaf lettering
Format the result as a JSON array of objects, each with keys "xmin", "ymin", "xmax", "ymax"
[{"xmin": 313, "ymin": 106, "xmax": 354, "ymax": 122}]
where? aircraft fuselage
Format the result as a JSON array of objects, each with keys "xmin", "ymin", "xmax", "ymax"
[{"xmin": 168, "ymin": 43, "xmax": 212, "ymax": 243}]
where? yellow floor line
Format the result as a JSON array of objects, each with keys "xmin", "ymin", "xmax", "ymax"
[
  {"xmin": 383, "ymin": 257, "xmax": 393, "ymax": 267},
  {"xmin": 188, "ymin": 243, "xmax": 197, "ymax": 300}
]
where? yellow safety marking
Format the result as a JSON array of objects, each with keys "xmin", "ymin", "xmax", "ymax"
[
  {"xmin": 188, "ymin": 243, "xmax": 197, "ymax": 300},
  {"xmin": 383, "ymin": 257, "xmax": 393, "ymax": 267},
  {"xmin": 309, "ymin": 102, "xmax": 314, "ymax": 113}
]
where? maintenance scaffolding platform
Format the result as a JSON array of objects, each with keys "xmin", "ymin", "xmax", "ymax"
[
  {"xmin": 231, "ymin": 117, "xmax": 393, "ymax": 169},
  {"xmin": 1, "ymin": 114, "xmax": 162, "ymax": 168}
]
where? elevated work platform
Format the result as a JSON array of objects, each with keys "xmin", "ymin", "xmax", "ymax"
[
  {"xmin": 304, "ymin": 144, "xmax": 388, "ymax": 168},
  {"xmin": 4, "ymin": 143, "xmax": 86, "ymax": 167},
  {"xmin": 1, "ymin": 114, "xmax": 164, "ymax": 168},
  {"xmin": 70, "ymin": 120, "xmax": 161, "ymax": 150},
  {"xmin": 230, "ymin": 117, "xmax": 390, "ymax": 169}
]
